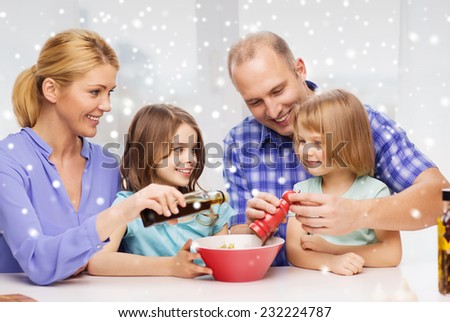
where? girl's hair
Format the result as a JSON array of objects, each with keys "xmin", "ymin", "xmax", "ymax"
[
  {"xmin": 12, "ymin": 28, "xmax": 120, "ymax": 128},
  {"xmin": 227, "ymin": 31, "xmax": 297, "ymax": 81},
  {"xmin": 293, "ymin": 89, "xmax": 375, "ymax": 176},
  {"xmin": 121, "ymin": 104, "xmax": 205, "ymax": 193}
]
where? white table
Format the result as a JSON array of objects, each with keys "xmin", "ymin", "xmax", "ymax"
[{"xmin": 0, "ymin": 260, "xmax": 449, "ymax": 302}]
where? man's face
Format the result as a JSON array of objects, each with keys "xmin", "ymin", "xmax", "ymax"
[{"xmin": 231, "ymin": 47, "xmax": 312, "ymax": 137}]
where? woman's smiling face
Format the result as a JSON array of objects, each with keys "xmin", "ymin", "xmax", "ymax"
[{"xmin": 53, "ymin": 64, "xmax": 117, "ymax": 138}]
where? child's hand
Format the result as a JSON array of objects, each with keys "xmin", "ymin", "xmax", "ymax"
[
  {"xmin": 328, "ymin": 253, "xmax": 364, "ymax": 276},
  {"xmin": 171, "ymin": 240, "xmax": 213, "ymax": 278},
  {"xmin": 300, "ymin": 234, "xmax": 335, "ymax": 254}
]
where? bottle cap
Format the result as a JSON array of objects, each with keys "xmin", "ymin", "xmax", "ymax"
[{"xmin": 443, "ymin": 188, "xmax": 450, "ymax": 201}]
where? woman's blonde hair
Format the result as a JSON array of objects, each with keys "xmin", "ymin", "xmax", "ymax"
[
  {"xmin": 12, "ymin": 29, "xmax": 119, "ymax": 128},
  {"xmin": 121, "ymin": 104, "xmax": 205, "ymax": 193},
  {"xmin": 293, "ymin": 89, "xmax": 374, "ymax": 176}
]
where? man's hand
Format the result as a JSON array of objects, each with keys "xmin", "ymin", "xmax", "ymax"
[
  {"xmin": 245, "ymin": 192, "xmax": 280, "ymax": 223},
  {"xmin": 289, "ymin": 192, "xmax": 361, "ymax": 235}
]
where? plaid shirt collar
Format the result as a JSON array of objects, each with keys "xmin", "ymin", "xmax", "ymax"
[{"xmin": 259, "ymin": 126, "xmax": 291, "ymax": 148}]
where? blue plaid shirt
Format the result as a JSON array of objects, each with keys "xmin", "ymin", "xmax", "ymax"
[{"xmin": 223, "ymin": 85, "xmax": 436, "ymax": 267}]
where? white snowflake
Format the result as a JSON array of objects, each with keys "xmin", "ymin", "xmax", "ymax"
[
  {"xmin": 194, "ymin": 105, "xmax": 203, "ymax": 113},
  {"xmin": 110, "ymin": 131, "xmax": 118, "ymax": 139},
  {"xmin": 52, "ymin": 180, "xmax": 61, "ymax": 189},
  {"xmin": 410, "ymin": 208, "xmax": 422, "ymax": 219},
  {"xmin": 28, "ymin": 228, "xmax": 39, "ymax": 238},
  {"xmin": 211, "ymin": 111, "xmax": 220, "ymax": 119},
  {"xmin": 96, "ymin": 197, "xmax": 105, "ymax": 206}
]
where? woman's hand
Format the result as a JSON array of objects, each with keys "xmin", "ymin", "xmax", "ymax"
[
  {"xmin": 170, "ymin": 240, "xmax": 213, "ymax": 278},
  {"xmin": 122, "ymin": 183, "xmax": 186, "ymax": 222},
  {"xmin": 96, "ymin": 183, "xmax": 186, "ymax": 243}
]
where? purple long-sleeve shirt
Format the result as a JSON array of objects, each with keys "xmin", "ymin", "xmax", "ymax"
[{"xmin": 0, "ymin": 128, "xmax": 120, "ymax": 285}]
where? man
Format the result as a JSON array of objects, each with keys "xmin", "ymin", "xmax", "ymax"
[{"xmin": 223, "ymin": 31, "xmax": 449, "ymax": 266}]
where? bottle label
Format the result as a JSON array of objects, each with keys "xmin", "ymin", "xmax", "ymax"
[{"xmin": 438, "ymin": 217, "xmax": 450, "ymax": 252}]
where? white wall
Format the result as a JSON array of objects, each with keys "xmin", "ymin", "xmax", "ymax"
[{"xmin": 1, "ymin": 0, "xmax": 448, "ymax": 263}]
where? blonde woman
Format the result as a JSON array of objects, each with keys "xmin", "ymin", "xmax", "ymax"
[
  {"xmin": 0, "ymin": 29, "xmax": 184, "ymax": 285},
  {"xmin": 286, "ymin": 89, "xmax": 402, "ymax": 276}
]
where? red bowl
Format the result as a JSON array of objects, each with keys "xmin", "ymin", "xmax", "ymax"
[{"xmin": 192, "ymin": 234, "xmax": 284, "ymax": 282}]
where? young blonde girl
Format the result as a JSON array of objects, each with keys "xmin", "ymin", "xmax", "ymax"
[
  {"xmin": 88, "ymin": 104, "xmax": 233, "ymax": 278},
  {"xmin": 286, "ymin": 89, "xmax": 402, "ymax": 276}
]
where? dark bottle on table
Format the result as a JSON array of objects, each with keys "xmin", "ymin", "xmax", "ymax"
[
  {"xmin": 438, "ymin": 188, "xmax": 450, "ymax": 295},
  {"xmin": 249, "ymin": 190, "xmax": 296, "ymax": 245},
  {"xmin": 140, "ymin": 190, "xmax": 226, "ymax": 227}
]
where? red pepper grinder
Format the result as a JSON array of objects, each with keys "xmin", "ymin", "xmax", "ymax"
[{"xmin": 249, "ymin": 190, "xmax": 296, "ymax": 245}]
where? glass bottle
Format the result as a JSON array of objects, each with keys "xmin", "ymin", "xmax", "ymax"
[
  {"xmin": 140, "ymin": 190, "xmax": 226, "ymax": 227},
  {"xmin": 438, "ymin": 188, "xmax": 450, "ymax": 295},
  {"xmin": 249, "ymin": 190, "xmax": 296, "ymax": 245}
]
